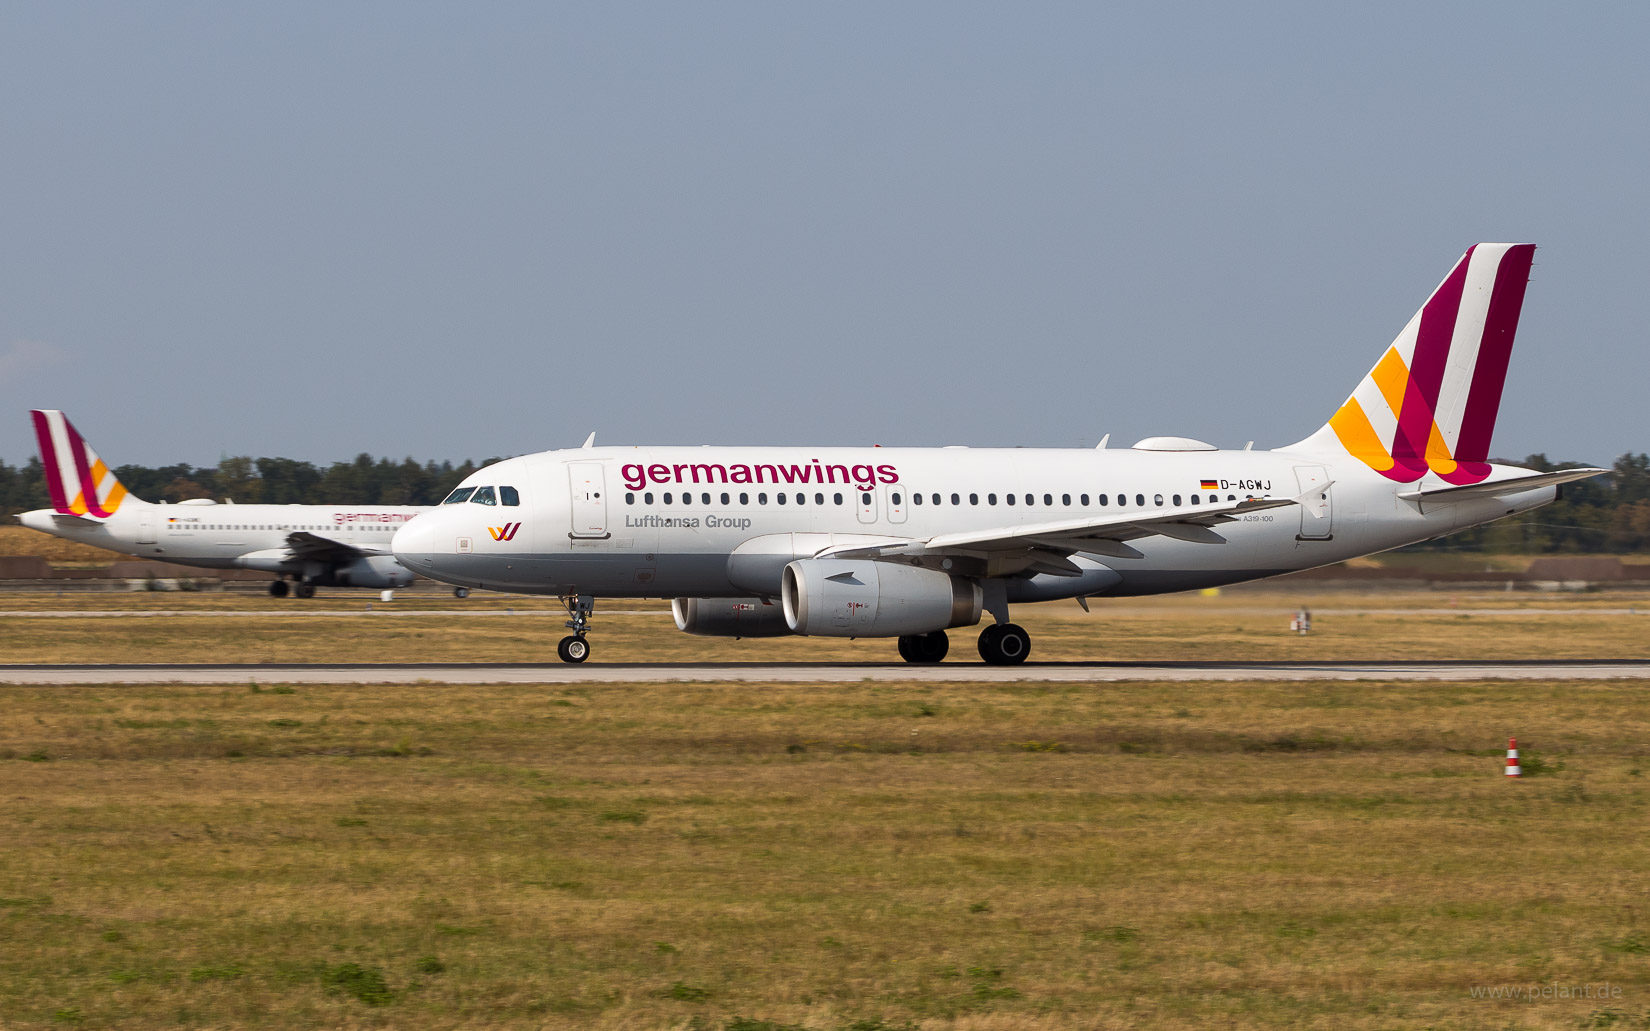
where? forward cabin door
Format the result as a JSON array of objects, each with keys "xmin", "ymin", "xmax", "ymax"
[
  {"xmin": 568, "ymin": 463, "xmax": 610, "ymax": 538},
  {"xmin": 856, "ymin": 485, "xmax": 878, "ymax": 524},
  {"xmin": 1294, "ymin": 465, "xmax": 1333, "ymax": 540}
]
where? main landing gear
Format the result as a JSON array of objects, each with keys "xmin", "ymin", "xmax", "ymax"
[
  {"xmin": 897, "ymin": 631, "xmax": 950, "ymax": 664},
  {"xmin": 977, "ymin": 622, "xmax": 1031, "ymax": 665},
  {"xmin": 557, "ymin": 594, "xmax": 594, "ymax": 663},
  {"xmin": 268, "ymin": 579, "xmax": 315, "ymax": 599}
]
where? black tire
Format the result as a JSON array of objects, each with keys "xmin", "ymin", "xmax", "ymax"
[
  {"xmin": 979, "ymin": 623, "xmax": 1030, "ymax": 665},
  {"xmin": 911, "ymin": 630, "xmax": 948, "ymax": 663},
  {"xmin": 557, "ymin": 635, "xmax": 590, "ymax": 664},
  {"xmin": 294, "ymin": 583, "xmax": 316, "ymax": 600},
  {"xmin": 268, "ymin": 580, "xmax": 289, "ymax": 598},
  {"xmin": 896, "ymin": 636, "xmax": 917, "ymax": 663},
  {"xmin": 454, "ymin": 587, "xmax": 470, "ymax": 599}
]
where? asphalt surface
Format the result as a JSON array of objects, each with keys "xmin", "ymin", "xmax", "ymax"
[{"xmin": 1, "ymin": 660, "xmax": 1646, "ymax": 684}]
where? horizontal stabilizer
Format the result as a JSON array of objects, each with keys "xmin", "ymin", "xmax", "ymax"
[{"xmin": 1397, "ymin": 467, "xmax": 1606, "ymax": 502}]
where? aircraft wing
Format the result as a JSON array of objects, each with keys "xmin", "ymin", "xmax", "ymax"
[
  {"xmin": 1396, "ymin": 468, "xmax": 1607, "ymax": 502},
  {"xmin": 284, "ymin": 531, "xmax": 370, "ymax": 561},
  {"xmin": 818, "ymin": 495, "xmax": 1300, "ymax": 570}
]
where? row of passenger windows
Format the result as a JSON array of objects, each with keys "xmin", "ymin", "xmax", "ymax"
[
  {"xmin": 169, "ymin": 524, "xmax": 394, "ymax": 532},
  {"xmin": 624, "ymin": 491, "xmax": 1241, "ymax": 508},
  {"xmin": 442, "ymin": 485, "xmax": 521, "ymax": 506}
]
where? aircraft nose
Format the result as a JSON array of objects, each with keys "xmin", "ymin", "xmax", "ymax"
[{"xmin": 391, "ymin": 514, "xmax": 444, "ymax": 575}]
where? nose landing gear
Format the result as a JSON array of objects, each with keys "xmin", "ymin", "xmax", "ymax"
[{"xmin": 557, "ymin": 594, "xmax": 595, "ymax": 663}]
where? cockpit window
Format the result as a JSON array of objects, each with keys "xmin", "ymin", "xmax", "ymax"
[
  {"xmin": 443, "ymin": 487, "xmax": 475, "ymax": 504},
  {"xmin": 500, "ymin": 485, "xmax": 520, "ymax": 506},
  {"xmin": 471, "ymin": 486, "xmax": 498, "ymax": 505}
]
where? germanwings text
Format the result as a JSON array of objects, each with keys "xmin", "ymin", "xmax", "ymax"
[{"xmin": 623, "ymin": 461, "xmax": 898, "ymax": 492}]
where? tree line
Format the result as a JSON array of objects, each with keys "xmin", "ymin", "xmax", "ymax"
[
  {"xmin": 0, "ymin": 453, "xmax": 499, "ymax": 515},
  {"xmin": 1, "ymin": 450, "xmax": 1647, "ymax": 554}
]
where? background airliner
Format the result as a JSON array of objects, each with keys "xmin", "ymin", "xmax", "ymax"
[
  {"xmin": 18, "ymin": 410, "xmax": 429, "ymax": 598},
  {"xmin": 393, "ymin": 243, "xmax": 1604, "ymax": 663}
]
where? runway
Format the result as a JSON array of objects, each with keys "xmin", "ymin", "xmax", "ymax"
[{"xmin": 1, "ymin": 660, "xmax": 1647, "ymax": 684}]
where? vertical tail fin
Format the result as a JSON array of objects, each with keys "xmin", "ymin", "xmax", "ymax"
[
  {"xmin": 29, "ymin": 410, "xmax": 135, "ymax": 519},
  {"xmin": 1288, "ymin": 243, "xmax": 1536, "ymax": 485}
]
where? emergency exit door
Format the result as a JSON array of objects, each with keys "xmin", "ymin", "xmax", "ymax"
[{"xmin": 568, "ymin": 463, "xmax": 609, "ymax": 538}]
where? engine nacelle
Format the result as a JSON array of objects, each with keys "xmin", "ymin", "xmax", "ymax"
[
  {"xmin": 671, "ymin": 597, "xmax": 793, "ymax": 638},
  {"xmin": 782, "ymin": 559, "xmax": 981, "ymax": 638},
  {"xmin": 311, "ymin": 555, "xmax": 416, "ymax": 589}
]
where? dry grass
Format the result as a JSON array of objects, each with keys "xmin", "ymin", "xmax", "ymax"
[
  {"xmin": 0, "ymin": 590, "xmax": 1648, "ymax": 663},
  {"xmin": 0, "ymin": 525, "xmax": 125, "ymax": 563},
  {"xmin": 1, "ymin": 678, "xmax": 1648, "ymax": 1029}
]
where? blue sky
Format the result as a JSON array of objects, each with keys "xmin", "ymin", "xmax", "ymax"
[{"xmin": 1, "ymin": 2, "xmax": 1644, "ymax": 469}]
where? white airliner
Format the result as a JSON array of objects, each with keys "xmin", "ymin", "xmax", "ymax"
[
  {"xmin": 392, "ymin": 243, "xmax": 1604, "ymax": 664},
  {"xmin": 17, "ymin": 411, "xmax": 432, "ymax": 598}
]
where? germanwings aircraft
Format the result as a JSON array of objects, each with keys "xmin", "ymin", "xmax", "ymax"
[
  {"xmin": 393, "ymin": 244, "xmax": 1604, "ymax": 663},
  {"xmin": 17, "ymin": 410, "xmax": 427, "ymax": 597}
]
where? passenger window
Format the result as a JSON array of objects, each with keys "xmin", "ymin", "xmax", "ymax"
[
  {"xmin": 1173, "ymin": 494, "xmax": 1182, "ymax": 505},
  {"xmin": 1099, "ymin": 494, "xmax": 1109, "ymax": 507},
  {"xmin": 860, "ymin": 492, "xmax": 871, "ymax": 506},
  {"xmin": 1228, "ymin": 494, "xmax": 1236, "ymax": 501},
  {"xmin": 471, "ymin": 486, "xmax": 497, "ymax": 505},
  {"xmin": 625, "ymin": 492, "xmax": 634, "ymax": 505},
  {"xmin": 815, "ymin": 493, "xmax": 824, "ymax": 505},
  {"xmin": 1209, "ymin": 494, "xmax": 1218, "ymax": 504},
  {"xmin": 663, "ymin": 492, "xmax": 673, "ymax": 504},
  {"xmin": 833, "ymin": 493, "xmax": 843, "ymax": 505},
  {"xmin": 931, "ymin": 493, "xmax": 940, "ymax": 505},
  {"xmin": 703, "ymin": 493, "xmax": 711, "ymax": 504},
  {"xmin": 501, "ymin": 486, "xmax": 520, "ymax": 506},
  {"xmin": 1135, "ymin": 494, "xmax": 1145, "ymax": 507},
  {"xmin": 443, "ymin": 487, "xmax": 475, "ymax": 504},
  {"xmin": 644, "ymin": 492, "xmax": 654, "ymax": 504},
  {"xmin": 796, "ymin": 493, "xmax": 804, "ymax": 505},
  {"xmin": 1062, "ymin": 494, "xmax": 1070, "ymax": 506},
  {"xmin": 1190, "ymin": 494, "xmax": 1200, "ymax": 505},
  {"xmin": 1006, "ymin": 494, "xmax": 1016, "ymax": 506},
  {"xmin": 892, "ymin": 492, "xmax": 902, "ymax": 506},
  {"xmin": 721, "ymin": 492, "xmax": 730, "ymax": 505},
  {"xmin": 1117, "ymin": 494, "xmax": 1126, "ymax": 506},
  {"xmin": 1045, "ymin": 494, "xmax": 1054, "ymax": 506},
  {"xmin": 1024, "ymin": 494, "xmax": 1034, "ymax": 506},
  {"xmin": 777, "ymin": 492, "xmax": 787, "ymax": 505},
  {"xmin": 912, "ymin": 493, "xmax": 922, "ymax": 505},
  {"xmin": 1154, "ymin": 494, "xmax": 1164, "ymax": 506},
  {"xmin": 984, "ymin": 493, "xmax": 993, "ymax": 505},
  {"xmin": 740, "ymin": 492, "xmax": 749, "ymax": 505},
  {"xmin": 759, "ymin": 493, "xmax": 768, "ymax": 504},
  {"xmin": 1080, "ymin": 494, "xmax": 1089, "ymax": 506}
]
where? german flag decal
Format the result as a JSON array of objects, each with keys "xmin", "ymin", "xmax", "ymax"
[{"xmin": 1199, "ymin": 479, "xmax": 1219, "ymax": 490}]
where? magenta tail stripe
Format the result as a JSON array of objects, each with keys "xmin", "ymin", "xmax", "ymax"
[
  {"xmin": 1455, "ymin": 244, "xmax": 1535, "ymax": 463},
  {"xmin": 62, "ymin": 417, "xmax": 112, "ymax": 518},
  {"xmin": 1391, "ymin": 246, "xmax": 1473, "ymax": 463},
  {"xmin": 30, "ymin": 411, "xmax": 70, "ymax": 513}
]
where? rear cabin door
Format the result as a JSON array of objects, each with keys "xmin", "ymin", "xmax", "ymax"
[
  {"xmin": 135, "ymin": 511, "xmax": 156, "ymax": 545},
  {"xmin": 1293, "ymin": 465, "xmax": 1333, "ymax": 540},
  {"xmin": 568, "ymin": 463, "xmax": 610, "ymax": 538}
]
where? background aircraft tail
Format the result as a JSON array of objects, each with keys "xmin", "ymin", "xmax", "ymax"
[
  {"xmin": 1287, "ymin": 243, "xmax": 1536, "ymax": 486},
  {"xmin": 29, "ymin": 409, "xmax": 140, "ymax": 520}
]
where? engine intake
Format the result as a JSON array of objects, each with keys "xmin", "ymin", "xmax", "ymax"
[
  {"xmin": 781, "ymin": 559, "xmax": 981, "ymax": 638},
  {"xmin": 671, "ymin": 597, "xmax": 793, "ymax": 638}
]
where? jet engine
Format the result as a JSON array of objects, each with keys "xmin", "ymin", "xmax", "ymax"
[
  {"xmin": 782, "ymin": 559, "xmax": 981, "ymax": 637},
  {"xmin": 671, "ymin": 597, "xmax": 793, "ymax": 638},
  {"xmin": 310, "ymin": 555, "xmax": 416, "ymax": 589}
]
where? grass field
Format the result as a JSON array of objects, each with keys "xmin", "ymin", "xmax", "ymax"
[
  {"xmin": 2, "ymin": 677, "xmax": 1647, "ymax": 1029},
  {"xmin": 1, "ymin": 590, "xmax": 1648, "ymax": 664}
]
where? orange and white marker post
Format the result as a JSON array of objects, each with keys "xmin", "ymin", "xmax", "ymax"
[{"xmin": 1505, "ymin": 737, "xmax": 1521, "ymax": 778}]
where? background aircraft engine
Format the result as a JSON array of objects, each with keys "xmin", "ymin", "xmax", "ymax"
[
  {"xmin": 671, "ymin": 597, "xmax": 793, "ymax": 638},
  {"xmin": 782, "ymin": 559, "xmax": 982, "ymax": 638},
  {"xmin": 312, "ymin": 555, "xmax": 416, "ymax": 589}
]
